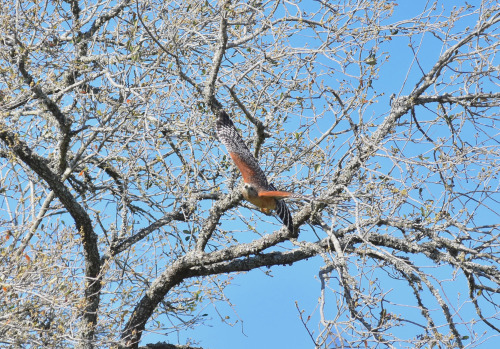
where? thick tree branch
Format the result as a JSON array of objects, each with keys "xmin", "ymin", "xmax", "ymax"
[
  {"xmin": 139, "ymin": 344, "xmax": 202, "ymax": 349},
  {"xmin": 414, "ymin": 92, "xmax": 500, "ymax": 107},
  {"xmin": 204, "ymin": 1, "xmax": 230, "ymax": 113},
  {"xmin": 0, "ymin": 123, "xmax": 101, "ymax": 345}
]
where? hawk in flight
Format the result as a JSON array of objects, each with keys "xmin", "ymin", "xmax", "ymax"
[{"xmin": 216, "ymin": 110, "xmax": 297, "ymax": 235}]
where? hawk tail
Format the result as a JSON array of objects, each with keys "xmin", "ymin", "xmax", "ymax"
[{"xmin": 275, "ymin": 199, "xmax": 296, "ymax": 237}]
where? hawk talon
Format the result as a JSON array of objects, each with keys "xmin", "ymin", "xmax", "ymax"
[{"xmin": 260, "ymin": 208, "xmax": 272, "ymax": 215}]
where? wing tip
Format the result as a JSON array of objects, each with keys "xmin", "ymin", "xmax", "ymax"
[{"xmin": 217, "ymin": 110, "xmax": 232, "ymax": 125}]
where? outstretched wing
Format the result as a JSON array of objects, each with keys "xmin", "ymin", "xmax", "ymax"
[
  {"xmin": 258, "ymin": 190, "xmax": 314, "ymax": 202},
  {"xmin": 216, "ymin": 110, "xmax": 269, "ymax": 187},
  {"xmin": 257, "ymin": 190, "xmax": 292, "ymax": 199}
]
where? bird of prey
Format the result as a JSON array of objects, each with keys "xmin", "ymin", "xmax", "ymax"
[{"xmin": 216, "ymin": 110, "xmax": 300, "ymax": 235}]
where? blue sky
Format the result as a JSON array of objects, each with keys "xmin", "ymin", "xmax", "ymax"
[{"xmin": 176, "ymin": 258, "xmax": 324, "ymax": 348}]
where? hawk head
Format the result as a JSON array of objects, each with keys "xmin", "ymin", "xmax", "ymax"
[{"xmin": 242, "ymin": 183, "xmax": 259, "ymax": 199}]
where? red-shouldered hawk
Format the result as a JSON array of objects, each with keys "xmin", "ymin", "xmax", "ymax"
[{"xmin": 216, "ymin": 110, "xmax": 299, "ymax": 235}]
